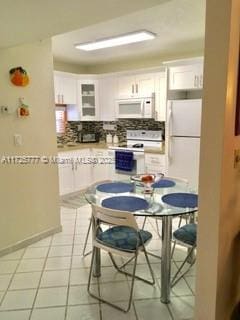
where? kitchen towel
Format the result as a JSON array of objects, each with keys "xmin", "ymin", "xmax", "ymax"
[{"xmin": 115, "ymin": 150, "xmax": 134, "ymax": 172}]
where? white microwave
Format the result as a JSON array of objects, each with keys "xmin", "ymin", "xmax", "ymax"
[{"xmin": 116, "ymin": 97, "xmax": 154, "ymax": 119}]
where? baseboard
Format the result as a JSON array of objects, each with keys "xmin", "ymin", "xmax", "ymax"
[{"xmin": 0, "ymin": 225, "xmax": 62, "ymax": 258}]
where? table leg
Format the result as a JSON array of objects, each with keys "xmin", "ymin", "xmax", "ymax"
[
  {"xmin": 187, "ymin": 213, "xmax": 195, "ymax": 264},
  {"xmin": 161, "ymin": 215, "xmax": 172, "ymax": 304},
  {"xmin": 92, "ymin": 218, "xmax": 101, "ymax": 278},
  {"xmin": 93, "ymin": 248, "xmax": 101, "ymax": 277}
]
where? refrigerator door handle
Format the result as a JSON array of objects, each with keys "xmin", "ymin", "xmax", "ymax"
[{"xmin": 167, "ymin": 101, "xmax": 173, "ymax": 162}]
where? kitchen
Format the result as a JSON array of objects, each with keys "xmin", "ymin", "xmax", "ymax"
[
  {"xmin": 1, "ymin": 0, "xmax": 240, "ymax": 319},
  {"xmin": 52, "ymin": 5, "xmax": 203, "ymax": 317},
  {"xmin": 56, "ymin": 58, "xmax": 203, "ymax": 195}
]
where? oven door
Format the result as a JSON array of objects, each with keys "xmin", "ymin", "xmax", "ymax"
[
  {"xmin": 108, "ymin": 150, "xmax": 145, "ymax": 179},
  {"xmin": 116, "ymin": 99, "xmax": 144, "ymax": 118}
]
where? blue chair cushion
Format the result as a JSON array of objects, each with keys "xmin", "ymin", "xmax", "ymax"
[
  {"xmin": 97, "ymin": 226, "xmax": 152, "ymax": 251},
  {"xmin": 152, "ymin": 179, "xmax": 176, "ymax": 188},
  {"xmin": 173, "ymin": 223, "xmax": 197, "ymax": 246},
  {"xmin": 96, "ymin": 182, "xmax": 134, "ymax": 193}
]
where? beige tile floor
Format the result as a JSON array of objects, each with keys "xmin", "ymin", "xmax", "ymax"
[{"xmin": 0, "ymin": 204, "xmax": 195, "ymax": 320}]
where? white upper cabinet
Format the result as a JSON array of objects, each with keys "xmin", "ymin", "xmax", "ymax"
[
  {"xmin": 135, "ymin": 74, "xmax": 155, "ymax": 97},
  {"xmin": 117, "ymin": 75, "xmax": 136, "ymax": 98},
  {"xmin": 99, "ymin": 76, "xmax": 117, "ymax": 121},
  {"xmin": 79, "ymin": 79, "xmax": 99, "ymax": 121},
  {"xmin": 168, "ymin": 63, "xmax": 203, "ymax": 91},
  {"xmin": 117, "ymin": 73, "xmax": 155, "ymax": 99},
  {"xmin": 154, "ymin": 72, "xmax": 167, "ymax": 121},
  {"xmin": 54, "ymin": 73, "xmax": 77, "ymax": 105}
]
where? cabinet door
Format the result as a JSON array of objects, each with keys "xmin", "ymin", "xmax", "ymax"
[
  {"xmin": 92, "ymin": 149, "xmax": 112, "ymax": 183},
  {"xmin": 169, "ymin": 65, "xmax": 201, "ymax": 90},
  {"xmin": 54, "ymin": 75, "xmax": 62, "ymax": 104},
  {"xmin": 99, "ymin": 77, "xmax": 117, "ymax": 121},
  {"xmin": 135, "ymin": 74, "xmax": 155, "ymax": 97},
  {"xmin": 58, "ymin": 163, "xmax": 75, "ymax": 195},
  {"xmin": 79, "ymin": 80, "xmax": 99, "ymax": 121},
  {"xmin": 74, "ymin": 149, "xmax": 92, "ymax": 191},
  {"xmin": 117, "ymin": 76, "xmax": 136, "ymax": 99},
  {"xmin": 196, "ymin": 63, "xmax": 204, "ymax": 88},
  {"xmin": 61, "ymin": 77, "xmax": 77, "ymax": 104},
  {"xmin": 144, "ymin": 153, "xmax": 166, "ymax": 175},
  {"xmin": 154, "ymin": 72, "xmax": 167, "ymax": 121}
]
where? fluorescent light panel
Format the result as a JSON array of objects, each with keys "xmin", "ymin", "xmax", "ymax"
[{"xmin": 75, "ymin": 30, "xmax": 156, "ymax": 51}]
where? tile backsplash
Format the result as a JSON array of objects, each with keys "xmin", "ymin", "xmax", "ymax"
[{"xmin": 57, "ymin": 119, "xmax": 165, "ymax": 145}]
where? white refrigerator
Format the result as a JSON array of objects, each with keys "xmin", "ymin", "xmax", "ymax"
[{"xmin": 166, "ymin": 99, "xmax": 202, "ymax": 189}]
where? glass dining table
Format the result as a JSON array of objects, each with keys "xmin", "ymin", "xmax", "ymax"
[{"xmin": 85, "ymin": 176, "xmax": 198, "ymax": 304}]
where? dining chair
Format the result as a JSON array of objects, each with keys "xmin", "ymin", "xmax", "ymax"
[
  {"xmin": 82, "ymin": 179, "xmax": 112, "ymax": 257},
  {"xmin": 142, "ymin": 176, "xmax": 190, "ymax": 260},
  {"xmin": 88, "ymin": 203, "xmax": 155, "ymax": 313},
  {"xmin": 171, "ymin": 223, "xmax": 197, "ymax": 287}
]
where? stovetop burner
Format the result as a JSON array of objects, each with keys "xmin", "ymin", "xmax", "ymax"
[
  {"xmin": 132, "ymin": 143, "xmax": 144, "ymax": 148},
  {"xmin": 119, "ymin": 143, "xmax": 144, "ymax": 148}
]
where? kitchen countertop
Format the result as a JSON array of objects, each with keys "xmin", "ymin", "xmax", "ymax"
[
  {"xmin": 57, "ymin": 142, "xmax": 165, "ymax": 154},
  {"xmin": 57, "ymin": 142, "xmax": 109, "ymax": 152}
]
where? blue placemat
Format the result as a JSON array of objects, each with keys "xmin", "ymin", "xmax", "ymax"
[
  {"xmin": 152, "ymin": 179, "xmax": 176, "ymax": 188},
  {"xmin": 96, "ymin": 182, "xmax": 134, "ymax": 194},
  {"xmin": 102, "ymin": 196, "xmax": 149, "ymax": 212},
  {"xmin": 162, "ymin": 193, "xmax": 198, "ymax": 208}
]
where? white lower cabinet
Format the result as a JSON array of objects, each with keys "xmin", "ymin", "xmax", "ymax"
[
  {"xmin": 58, "ymin": 149, "xmax": 92, "ymax": 195},
  {"xmin": 144, "ymin": 153, "xmax": 166, "ymax": 175},
  {"xmin": 58, "ymin": 148, "xmax": 113, "ymax": 195},
  {"xmin": 92, "ymin": 148, "xmax": 113, "ymax": 183},
  {"xmin": 74, "ymin": 149, "xmax": 92, "ymax": 191},
  {"xmin": 58, "ymin": 162, "xmax": 75, "ymax": 196}
]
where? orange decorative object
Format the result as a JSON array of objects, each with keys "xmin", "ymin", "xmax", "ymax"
[
  {"xmin": 17, "ymin": 98, "xmax": 30, "ymax": 118},
  {"xmin": 9, "ymin": 67, "xmax": 29, "ymax": 87},
  {"xmin": 141, "ymin": 175, "xmax": 154, "ymax": 184}
]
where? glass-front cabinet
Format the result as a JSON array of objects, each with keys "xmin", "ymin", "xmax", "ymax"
[{"xmin": 79, "ymin": 80, "xmax": 99, "ymax": 121}]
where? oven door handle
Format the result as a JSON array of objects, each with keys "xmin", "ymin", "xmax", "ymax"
[{"xmin": 141, "ymin": 100, "xmax": 145, "ymax": 118}]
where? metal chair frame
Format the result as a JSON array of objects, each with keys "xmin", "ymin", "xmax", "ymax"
[
  {"xmin": 82, "ymin": 180, "xmax": 112, "ymax": 257},
  {"xmin": 171, "ymin": 233, "xmax": 197, "ymax": 287},
  {"xmin": 87, "ymin": 203, "xmax": 155, "ymax": 313}
]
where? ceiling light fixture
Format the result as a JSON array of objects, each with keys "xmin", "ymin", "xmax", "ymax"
[{"xmin": 75, "ymin": 30, "xmax": 156, "ymax": 51}]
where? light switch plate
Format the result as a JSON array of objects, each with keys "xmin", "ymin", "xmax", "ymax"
[
  {"xmin": 14, "ymin": 134, "xmax": 22, "ymax": 146},
  {"xmin": 234, "ymin": 149, "xmax": 240, "ymax": 169}
]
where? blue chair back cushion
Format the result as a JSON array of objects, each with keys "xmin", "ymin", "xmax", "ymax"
[
  {"xmin": 97, "ymin": 226, "xmax": 152, "ymax": 251},
  {"xmin": 173, "ymin": 223, "xmax": 197, "ymax": 246},
  {"xmin": 96, "ymin": 182, "xmax": 134, "ymax": 193}
]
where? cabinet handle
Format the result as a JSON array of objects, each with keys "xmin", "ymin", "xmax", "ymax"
[
  {"xmin": 200, "ymin": 75, "xmax": 203, "ymax": 87},
  {"xmin": 194, "ymin": 76, "xmax": 198, "ymax": 88},
  {"xmin": 132, "ymin": 84, "xmax": 134, "ymax": 94},
  {"xmin": 136, "ymin": 83, "xmax": 138, "ymax": 94}
]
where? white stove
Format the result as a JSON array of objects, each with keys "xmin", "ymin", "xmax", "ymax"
[
  {"xmin": 108, "ymin": 130, "xmax": 164, "ymax": 178},
  {"xmin": 109, "ymin": 130, "xmax": 163, "ymax": 152}
]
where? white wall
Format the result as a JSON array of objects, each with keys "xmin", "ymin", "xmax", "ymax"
[
  {"xmin": 0, "ymin": 39, "xmax": 61, "ymax": 251},
  {"xmin": 195, "ymin": 0, "xmax": 240, "ymax": 319}
]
